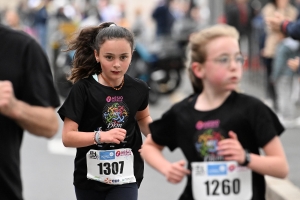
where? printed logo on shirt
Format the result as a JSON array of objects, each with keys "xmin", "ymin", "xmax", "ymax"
[
  {"xmin": 106, "ymin": 96, "xmax": 123, "ymax": 103},
  {"xmin": 102, "ymin": 101, "xmax": 129, "ymax": 130},
  {"xmin": 195, "ymin": 120, "xmax": 220, "ymax": 130},
  {"xmin": 194, "ymin": 125, "xmax": 227, "ymax": 161}
]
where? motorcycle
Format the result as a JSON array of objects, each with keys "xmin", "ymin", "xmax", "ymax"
[{"xmin": 127, "ymin": 36, "xmax": 186, "ymax": 104}]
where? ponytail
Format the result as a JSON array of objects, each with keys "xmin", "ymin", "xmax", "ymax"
[{"xmin": 66, "ymin": 22, "xmax": 117, "ymax": 83}]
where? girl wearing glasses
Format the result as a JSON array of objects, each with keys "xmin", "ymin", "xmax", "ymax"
[{"xmin": 141, "ymin": 24, "xmax": 288, "ymax": 200}]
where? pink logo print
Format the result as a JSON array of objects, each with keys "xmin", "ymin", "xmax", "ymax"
[{"xmin": 106, "ymin": 96, "xmax": 112, "ymax": 102}]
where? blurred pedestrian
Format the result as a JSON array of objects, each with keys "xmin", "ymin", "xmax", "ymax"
[
  {"xmin": 224, "ymin": 0, "xmax": 255, "ymax": 66},
  {"xmin": 141, "ymin": 24, "xmax": 288, "ymax": 200},
  {"xmin": 271, "ymin": 37, "xmax": 300, "ymax": 124},
  {"xmin": 152, "ymin": 0, "xmax": 175, "ymax": 37},
  {"xmin": 98, "ymin": 0, "xmax": 121, "ymax": 23},
  {"xmin": 57, "ymin": 22, "xmax": 152, "ymax": 200},
  {"xmin": 0, "ymin": 24, "xmax": 60, "ymax": 200},
  {"xmin": 3, "ymin": 9, "xmax": 37, "ymax": 39},
  {"xmin": 31, "ymin": 0, "xmax": 51, "ymax": 52},
  {"xmin": 261, "ymin": 0, "xmax": 298, "ymax": 111}
]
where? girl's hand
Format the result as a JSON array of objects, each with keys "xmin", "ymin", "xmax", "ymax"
[
  {"xmin": 217, "ymin": 131, "xmax": 245, "ymax": 165},
  {"xmin": 101, "ymin": 128, "xmax": 126, "ymax": 144},
  {"xmin": 287, "ymin": 57, "xmax": 300, "ymax": 72},
  {"xmin": 162, "ymin": 160, "xmax": 190, "ymax": 184}
]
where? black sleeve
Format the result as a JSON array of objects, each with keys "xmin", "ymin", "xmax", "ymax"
[
  {"xmin": 149, "ymin": 107, "xmax": 178, "ymax": 151},
  {"xmin": 137, "ymin": 79, "xmax": 150, "ymax": 111},
  {"xmin": 286, "ymin": 20, "xmax": 300, "ymax": 40},
  {"xmin": 248, "ymin": 100, "xmax": 284, "ymax": 148},
  {"xmin": 57, "ymin": 81, "xmax": 86, "ymax": 124},
  {"xmin": 22, "ymin": 38, "xmax": 60, "ymax": 108}
]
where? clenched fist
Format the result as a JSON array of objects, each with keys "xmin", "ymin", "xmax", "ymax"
[{"xmin": 0, "ymin": 80, "xmax": 18, "ymax": 118}]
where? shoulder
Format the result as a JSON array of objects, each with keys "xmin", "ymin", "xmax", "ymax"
[
  {"xmin": 72, "ymin": 76, "xmax": 94, "ymax": 90},
  {"xmin": 233, "ymin": 91, "xmax": 268, "ymax": 110},
  {"xmin": 0, "ymin": 25, "xmax": 36, "ymax": 44},
  {"xmin": 0, "ymin": 25, "xmax": 43, "ymax": 52},
  {"xmin": 125, "ymin": 74, "xmax": 150, "ymax": 91},
  {"xmin": 170, "ymin": 93, "xmax": 196, "ymax": 112}
]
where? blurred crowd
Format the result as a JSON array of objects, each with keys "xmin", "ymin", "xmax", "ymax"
[{"xmin": 1, "ymin": 0, "xmax": 300, "ymax": 126}]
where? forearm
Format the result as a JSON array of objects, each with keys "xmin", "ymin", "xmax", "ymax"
[
  {"xmin": 283, "ymin": 20, "xmax": 300, "ymax": 40},
  {"xmin": 141, "ymin": 143, "xmax": 171, "ymax": 176},
  {"xmin": 247, "ymin": 153, "xmax": 288, "ymax": 178},
  {"xmin": 137, "ymin": 116, "xmax": 153, "ymax": 137},
  {"xmin": 62, "ymin": 130, "xmax": 94, "ymax": 148},
  {"xmin": 12, "ymin": 100, "xmax": 58, "ymax": 138}
]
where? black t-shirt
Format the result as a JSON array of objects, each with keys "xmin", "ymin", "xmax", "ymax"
[
  {"xmin": 58, "ymin": 74, "xmax": 149, "ymax": 192},
  {"xmin": 149, "ymin": 91, "xmax": 284, "ymax": 200},
  {"xmin": 0, "ymin": 25, "xmax": 60, "ymax": 200}
]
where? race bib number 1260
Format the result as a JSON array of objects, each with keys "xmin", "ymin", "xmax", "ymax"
[{"xmin": 191, "ymin": 161, "xmax": 252, "ymax": 200}]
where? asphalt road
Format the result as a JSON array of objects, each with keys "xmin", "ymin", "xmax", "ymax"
[{"xmin": 21, "ymin": 70, "xmax": 300, "ymax": 200}]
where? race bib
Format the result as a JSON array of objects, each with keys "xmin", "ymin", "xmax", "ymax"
[
  {"xmin": 86, "ymin": 148, "xmax": 136, "ymax": 185},
  {"xmin": 191, "ymin": 161, "xmax": 252, "ymax": 200}
]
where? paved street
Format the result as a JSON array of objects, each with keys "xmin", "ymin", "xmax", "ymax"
[{"xmin": 21, "ymin": 69, "xmax": 300, "ymax": 200}]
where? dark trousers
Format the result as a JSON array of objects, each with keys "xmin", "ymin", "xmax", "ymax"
[
  {"xmin": 263, "ymin": 57, "xmax": 278, "ymax": 110},
  {"xmin": 75, "ymin": 183, "xmax": 138, "ymax": 200}
]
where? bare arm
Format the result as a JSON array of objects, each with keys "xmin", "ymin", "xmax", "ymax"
[
  {"xmin": 218, "ymin": 131, "xmax": 288, "ymax": 179},
  {"xmin": 136, "ymin": 105, "xmax": 152, "ymax": 137},
  {"xmin": 248, "ymin": 136, "xmax": 288, "ymax": 178},
  {"xmin": 0, "ymin": 81, "xmax": 58, "ymax": 138},
  {"xmin": 140, "ymin": 134, "xmax": 190, "ymax": 183},
  {"xmin": 62, "ymin": 117, "xmax": 127, "ymax": 148}
]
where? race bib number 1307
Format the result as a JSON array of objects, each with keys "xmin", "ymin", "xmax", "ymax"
[
  {"xmin": 86, "ymin": 148, "xmax": 136, "ymax": 185},
  {"xmin": 191, "ymin": 161, "xmax": 252, "ymax": 200}
]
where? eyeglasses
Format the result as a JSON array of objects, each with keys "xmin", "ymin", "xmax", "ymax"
[{"xmin": 207, "ymin": 55, "xmax": 245, "ymax": 68}]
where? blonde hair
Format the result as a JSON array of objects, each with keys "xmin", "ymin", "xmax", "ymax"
[{"xmin": 186, "ymin": 24, "xmax": 240, "ymax": 93}]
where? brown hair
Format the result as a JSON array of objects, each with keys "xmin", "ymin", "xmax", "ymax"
[
  {"xmin": 186, "ymin": 24, "xmax": 240, "ymax": 93},
  {"xmin": 66, "ymin": 22, "xmax": 135, "ymax": 83}
]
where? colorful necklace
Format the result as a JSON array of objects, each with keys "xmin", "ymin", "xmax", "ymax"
[{"xmin": 100, "ymin": 73, "xmax": 124, "ymax": 91}]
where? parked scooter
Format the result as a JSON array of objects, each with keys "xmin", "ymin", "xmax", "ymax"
[{"xmin": 127, "ymin": 36, "xmax": 185, "ymax": 102}]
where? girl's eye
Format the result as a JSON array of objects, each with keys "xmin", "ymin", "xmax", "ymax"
[
  {"xmin": 218, "ymin": 57, "xmax": 229, "ymax": 64},
  {"xmin": 121, "ymin": 56, "xmax": 128, "ymax": 60},
  {"xmin": 105, "ymin": 56, "xmax": 113, "ymax": 60},
  {"xmin": 236, "ymin": 56, "xmax": 244, "ymax": 64}
]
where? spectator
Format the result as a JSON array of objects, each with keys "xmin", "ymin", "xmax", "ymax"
[
  {"xmin": 152, "ymin": 0, "xmax": 175, "ymax": 37},
  {"xmin": 224, "ymin": 0, "xmax": 255, "ymax": 67},
  {"xmin": 0, "ymin": 24, "xmax": 60, "ymax": 200},
  {"xmin": 31, "ymin": 0, "xmax": 51, "ymax": 52},
  {"xmin": 261, "ymin": 0, "xmax": 298, "ymax": 111}
]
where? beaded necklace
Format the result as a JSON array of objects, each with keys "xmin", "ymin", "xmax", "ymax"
[{"xmin": 100, "ymin": 73, "xmax": 124, "ymax": 91}]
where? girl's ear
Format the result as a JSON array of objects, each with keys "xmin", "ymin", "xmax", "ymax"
[
  {"xmin": 191, "ymin": 62, "xmax": 204, "ymax": 79},
  {"xmin": 94, "ymin": 50, "xmax": 99, "ymax": 62}
]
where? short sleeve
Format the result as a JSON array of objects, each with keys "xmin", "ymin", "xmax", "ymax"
[
  {"xmin": 22, "ymin": 38, "xmax": 60, "ymax": 107},
  {"xmin": 149, "ymin": 107, "xmax": 178, "ymax": 151},
  {"xmin": 57, "ymin": 81, "xmax": 86, "ymax": 124},
  {"xmin": 136, "ymin": 78, "xmax": 150, "ymax": 111},
  {"xmin": 248, "ymin": 100, "xmax": 284, "ymax": 147}
]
